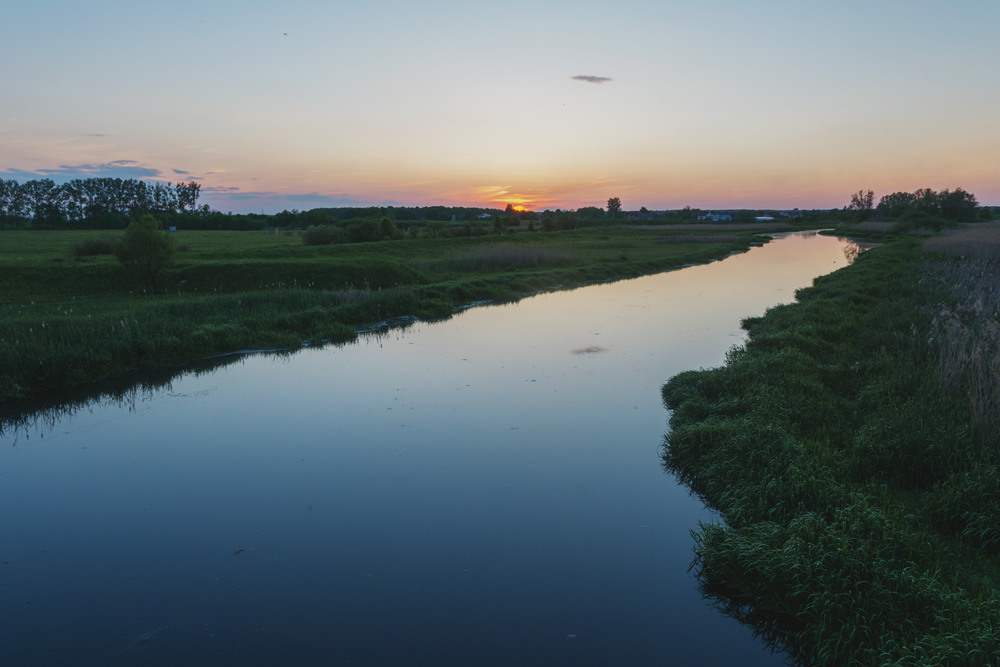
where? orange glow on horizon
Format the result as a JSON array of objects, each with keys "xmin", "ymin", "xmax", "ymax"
[{"xmin": 493, "ymin": 195, "xmax": 535, "ymax": 212}]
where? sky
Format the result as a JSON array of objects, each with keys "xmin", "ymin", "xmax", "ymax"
[{"xmin": 2, "ymin": 0, "xmax": 998, "ymax": 213}]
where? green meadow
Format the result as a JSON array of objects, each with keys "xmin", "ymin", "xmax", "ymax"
[
  {"xmin": 662, "ymin": 224, "xmax": 1000, "ymax": 665},
  {"xmin": 0, "ymin": 226, "xmax": 763, "ymax": 402}
]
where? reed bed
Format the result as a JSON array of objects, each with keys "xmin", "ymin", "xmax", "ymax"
[
  {"xmin": 434, "ymin": 243, "xmax": 575, "ymax": 272},
  {"xmin": 658, "ymin": 234, "xmax": 740, "ymax": 244},
  {"xmin": 839, "ymin": 220, "xmax": 897, "ymax": 233},
  {"xmin": 923, "ymin": 256, "xmax": 1000, "ymax": 444},
  {"xmin": 923, "ymin": 222, "xmax": 1000, "ymax": 260}
]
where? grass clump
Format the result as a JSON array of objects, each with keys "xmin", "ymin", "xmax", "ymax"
[
  {"xmin": 70, "ymin": 236, "xmax": 117, "ymax": 257},
  {"xmin": 662, "ymin": 238, "xmax": 1000, "ymax": 665}
]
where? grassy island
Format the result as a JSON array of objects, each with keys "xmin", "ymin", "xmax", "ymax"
[
  {"xmin": 0, "ymin": 225, "xmax": 773, "ymax": 403},
  {"xmin": 662, "ymin": 223, "xmax": 1000, "ymax": 665}
]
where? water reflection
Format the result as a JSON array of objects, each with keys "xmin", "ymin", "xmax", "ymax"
[
  {"xmin": 0, "ymin": 356, "xmax": 243, "ymax": 444},
  {"xmin": 697, "ymin": 575, "xmax": 814, "ymax": 666},
  {"xmin": 842, "ymin": 238, "xmax": 872, "ymax": 264},
  {"xmin": 0, "ymin": 335, "xmax": 408, "ymax": 445}
]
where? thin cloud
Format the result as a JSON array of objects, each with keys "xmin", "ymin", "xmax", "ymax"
[
  {"xmin": 173, "ymin": 169, "xmax": 191, "ymax": 175},
  {"xmin": 572, "ymin": 75, "xmax": 612, "ymax": 84},
  {"xmin": 0, "ymin": 160, "xmax": 161, "ymax": 182},
  {"xmin": 476, "ymin": 185, "xmax": 511, "ymax": 197}
]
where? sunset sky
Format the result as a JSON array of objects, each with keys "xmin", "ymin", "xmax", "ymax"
[{"xmin": 3, "ymin": 0, "xmax": 998, "ymax": 213}]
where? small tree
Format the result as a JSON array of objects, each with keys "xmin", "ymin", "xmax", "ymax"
[
  {"xmin": 379, "ymin": 216, "xmax": 397, "ymax": 240},
  {"xmin": 607, "ymin": 196, "xmax": 622, "ymax": 218},
  {"xmin": 116, "ymin": 214, "xmax": 175, "ymax": 291},
  {"xmin": 848, "ymin": 189, "xmax": 875, "ymax": 222}
]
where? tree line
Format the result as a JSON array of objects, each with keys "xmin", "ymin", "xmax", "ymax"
[
  {"xmin": 0, "ymin": 177, "xmax": 203, "ymax": 229},
  {"xmin": 847, "ymin": 186, "xmax": 984, "ymax": 227}
]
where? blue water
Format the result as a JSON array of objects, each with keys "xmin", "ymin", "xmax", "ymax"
[{"xmin": 0, "ymin": 232, "xmax": 856, "ymax": 665}]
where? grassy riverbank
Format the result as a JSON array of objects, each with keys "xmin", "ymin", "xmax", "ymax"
[
  {"xmin": 661, "ymin": 225, "xmax": 1000, "ymax": 665},
  {"xmin": 1, "ymin": 226, "xmax": 766, "ymax": 402}
]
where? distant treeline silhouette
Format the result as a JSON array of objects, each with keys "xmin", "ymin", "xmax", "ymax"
[{"xmin": 0, "ymin": 177, "xmax": 202, "ymax": 229}]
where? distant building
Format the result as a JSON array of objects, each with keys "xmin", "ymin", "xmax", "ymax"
[{"xmin": 697, "ymin": 213, "xmax": 732, "ymax": 222}]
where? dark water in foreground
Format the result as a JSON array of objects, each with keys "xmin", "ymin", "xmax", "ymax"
[{"xmin": 1, "ymin": 232, "xmax": 857, "ymax": 665}]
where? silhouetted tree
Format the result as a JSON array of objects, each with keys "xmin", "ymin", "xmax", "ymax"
[
  {"xmin": 607, "ymin": 197, "xmax": 622, "ymax": 218},
  {"xmin": 939, "ymin": 188, "xmax": 978, "ymax": 223},
  {"xmin": 848, "ymin": 189, "xmax": 875, "ymax": 221},
  {"xmin": 876, "ymin": 191, "xmax": 917, "ymax": 219}
]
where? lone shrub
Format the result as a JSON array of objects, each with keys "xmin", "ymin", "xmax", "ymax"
[{"xmin": 115, "ymin": 214, "xmax": 175, "ymax": 291}]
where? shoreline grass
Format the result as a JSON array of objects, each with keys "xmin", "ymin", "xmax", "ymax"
[
  {"xmin": 661, "ymin": 238, "xmax": 1000, "ymax": 664},
  {"xmin": 1, "ymin": 227, "xmax": 763, "ymax": 402}
]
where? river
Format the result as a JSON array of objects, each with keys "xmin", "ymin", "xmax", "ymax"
[{"xmin": 0, "ymin": 231, "xmax": 857, "ymax": 665}]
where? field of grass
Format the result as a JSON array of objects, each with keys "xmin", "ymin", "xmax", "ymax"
[
  {"xmin": 0, "ymin": 226, "xmax": 764, "ymax": 401},
  {"xmin": 661, "ymin": 234, "xmax": 1000, "ymax": 665}
]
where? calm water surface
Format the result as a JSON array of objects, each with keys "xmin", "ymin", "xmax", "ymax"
[{"xmin": 1, "ymin": 232, "xmax": 856, "ymax": 665}]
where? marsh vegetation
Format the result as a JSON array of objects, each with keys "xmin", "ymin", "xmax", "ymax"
[{"xmin": 661, "ymin": 228, "xmax": 1000, "ymax": 665}]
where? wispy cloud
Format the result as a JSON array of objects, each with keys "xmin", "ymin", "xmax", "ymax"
[
  {"xmin": 571, "ymin": 75, "xmax": 612, "ymax": 84},
  {"xmin": 173, "ymin": 169, "xmax": 191, "ymax": 175},
  {"xmin": 0, "ymin": 160, "xmax": 161, "ymax": 182},
  {"xmin": 476, "ymin": 185, "xmax": 511, "ymax": 197}
]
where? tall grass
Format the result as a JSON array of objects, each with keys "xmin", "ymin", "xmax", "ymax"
[
  {"xmin": 428, "ymin": 243, "xmax": 575, "ymax": 272},
  {"xmin": 922, "ymin": 257, "xmax": 1000, "ymax": 444},
  {"xmin": 923, "ymin": 222, "xmax": 1000, "ymax": 260},
  {"xmin": 661, "ymin": 238, "xmax": 1000, "ymax": 665},
  {"xmin": 0, "ymin": 287, "xmax": 422, "ymax": 401}
]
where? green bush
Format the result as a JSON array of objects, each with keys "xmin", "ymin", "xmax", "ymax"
[{"xmin": 115, "ymin": 215, "xmax": 175, "ymax": 291}]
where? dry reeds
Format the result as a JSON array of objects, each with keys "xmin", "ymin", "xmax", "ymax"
[
  {"xmin": 840, "ymin": 221, "xmax": 896, "ymax": 233},
  {"xmin": 444, "ymin": 243, "xmax": 574, "ymax": 272},
  {"xmin": 923, "ymin": 222, "xmax": 1000, "ymax": 260},
  {"xmin": 924, "ymin": 255, "xmax": 1000, "ymax": 443},
  {"xmin": 658, "ymin": 234, "xmax": 740, "ymax": 244}
]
